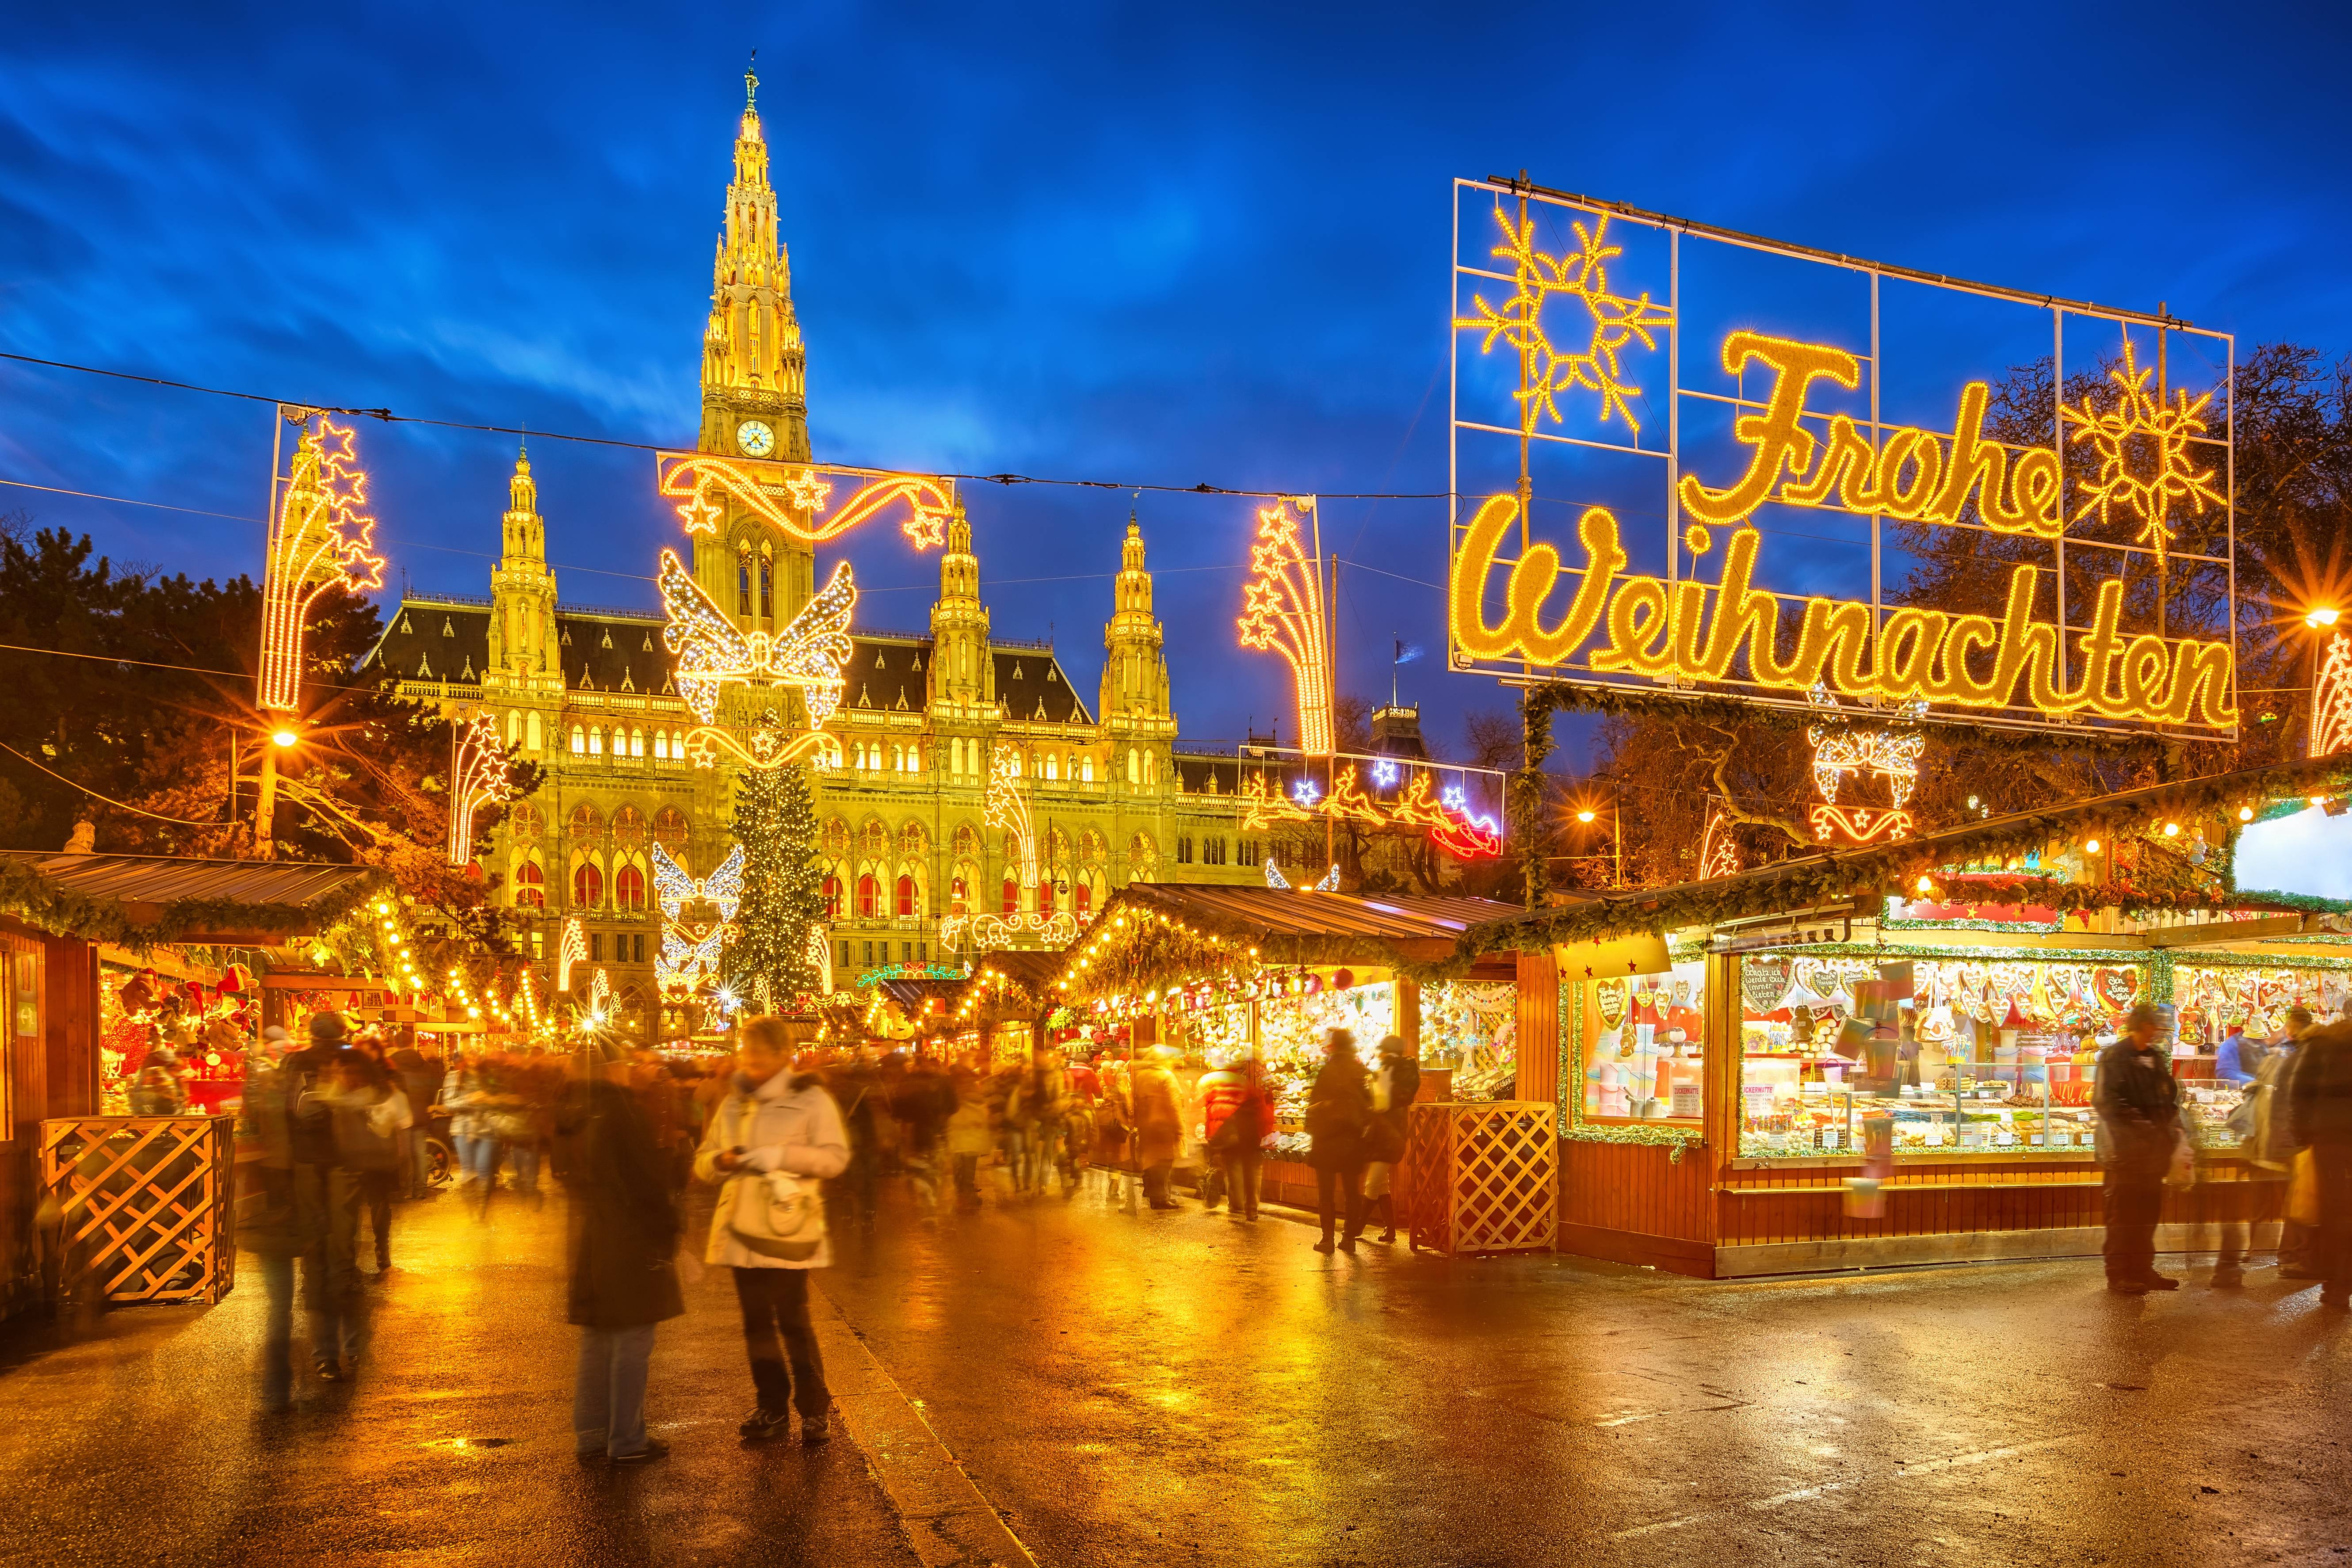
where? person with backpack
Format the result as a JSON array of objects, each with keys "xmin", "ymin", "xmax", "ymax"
[
  {"xmin": 1307, "ymin": 1029, "xmax": 1372, "ymax": 1255},
  {"xmin": 694, "ymin": 1016, "xmax": 850, "ymax": 1444},
  {"xmin": 558, "ymin": 1053, "xmax": 684, "ymax": 1463}
]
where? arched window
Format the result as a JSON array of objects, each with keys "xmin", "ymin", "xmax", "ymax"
[
  {"xmin": 890, "ymin": 744, "xmax": 904, "ymax": 773},
  {"xmin": 857, "ymin": 873, "xmax": 880, "ymax": 919},
  {"xmin": 1039, "ymin": 881, "xmax": 1055, "ymax": 916},
  {"xmin": 506, "ymin": 710, "xmax": 521, "ymax": 747},
  {"xmin": 615, "ymin": 864, "xmax": 646, "ymax": 911},
  {"xmin": 951, "ymin": 875, "xmax": 968, "ymax": 915},
  {"xmin": 514, "ymin": 860, "xmax": 546, "ymax": 908},
  {"xmin": 508, "ymin": 801, "xmax": 544, "ymax": 842},
  {"xmin": 1127, "ymin": 748, "xmax": 1139, "ymax": 785},
  {"xmin": 1044, "ymin": 752, "xmax": 1058, "ymax": 781},
  {"xmin": 1002, "ymin": 878, "xmax": 1019, "ymax": 914},
  {"xmin": 572, "ymin": 862, "xmax": 603, "ymax": 908},
  {"xmin": 1144, "ymin": 751, "xmax": 1157, "ymax": 786},
  {"xmin": 588, "ymin": 727, "xmax": 604, "ymax": 756},
  {"xmin": 1074, "ymin": 881, "xmax": 1091, "ymax": 919},
  {"xmin": 630, "ymin": 728, "xmax": 645, "ymax": 758},
  {"xmin": 896, "ymin": 874, "xmax": 916, "ymax": 918},
  {"xmin": 652, "ymin": 806, "xmax": 687, "ymax": 849},
  {"xmin": 570, "ymin": 725, "xmax": 586, "ymax": 755},
  {"xmin": 526, "ymin": 711, "xmax": 542, "ymax": 752},
  {"xmin": 822, "ymin": 875, "xmax": 843, "ymax": 919},
  {"xmin": 737, "ymin": 549, "xmax": 753, "ymax": 616},
  {"xmin": 611, "ymin": 805, "xmax": 646, "ymax": 848},
  {"xmin": 758, "ymin": 551, "xmax": 773, "ymax": 621},
  {"xmin": 1082, "ymin": 755, "xmax": 1095, "ymax": 783},
  {"xmin": 567, "ymin": 803, "xmax": 603, "ymax": 841},
  {"xmin": 653, "ymin": 732, "xmax": 668, "ymax": 761}
]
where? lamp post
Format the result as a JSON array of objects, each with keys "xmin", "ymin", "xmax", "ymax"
[
  {"xmin": 254, "ymin": 724, "xmax": 299, "ymax": 860},
  {"xmin": 1573, "ymin": 796, "xmax": 1623, "ymax": 889}
]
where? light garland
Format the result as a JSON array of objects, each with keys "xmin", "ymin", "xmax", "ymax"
[
  {"xmin": 1236, "ymin": 766, "xmax": 1504, "ymax": 860},
  {"xmin": 1806, "ymin": 684, "xmax": 1926, "ymax": 809},
  {"xmin": 659, "ymin": 548, "xmax": 855, "ymax": 726},
  {"xmin": 657, "ymin": 453, "xmax": 953, "ymax": 552},
  {"xmin": 1698, "ymin": 811, "xmax": 1740, "ymax": 879},
  {"xmin": 2061, "ymin": 335, "xmax": 2226, "ymax": 568},
  {"xmin": 557, "ymin": 915, "xmax": 586, "ymax": 995},
  {"xmin": 447, "ymin": 709, "xmax": 513, "ymax": 868},
  {"xmin": 2312, "ymin": 633, "xmax": 2352, "ymax": 759},
  {"xmin": 1237, "ymin": 497, "xmax": 1335, "ymax": 757},
  {"xmin": 1455, "ymin": 207, "xmax": 1672, "ymax": 435},
  {"xmin": 258, "ymin": 415, "xmax": 386, "ymax": 711},
  {"xmin": 651, "ymin": 841, "xmax": 743, "ymax": 1001},
  {"xmin": 1448, "ymin": 498, "xmax": 2236, "ymax": 731}
]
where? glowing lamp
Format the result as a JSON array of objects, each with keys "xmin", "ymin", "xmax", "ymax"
[
  {"xmin": 2162, "ymin": 822, "xmax": 2180, "ymax": 837},
  {"xmin": 2238, "ymin": 806, "xmax": 2254, "ymax": 822},
  {"xmin": 271, "ymin": 729, "xmax": 300, "ymax": 748},
  {"xmin": 1914, "ymin": 875, "xmax": 1934, "ymax": 894},
  {"xmin": 1576, "ymin": 809, "xmax": 1596, "ymax": 824},
  {"xmin": 2084, "ymin": 839, "xmax": 2102, "ymax": 854},
  {"xmin": 2308, "ymin": 607, "xmax": 2342, "ymax": 629}
]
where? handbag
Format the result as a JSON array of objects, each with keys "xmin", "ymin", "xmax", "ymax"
[
  {"xmin": 728, "ymin": 1168, "xmax": 827, "ymax": 1261},
  {"xmin": 1363, "ymin": 1115, "xmax": 1406, "ymax": 1166}
]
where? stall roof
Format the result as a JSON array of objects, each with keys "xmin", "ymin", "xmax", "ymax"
[
  {"xmin": 0, "ymin": 852, "xmax": 381, "ymax": 947},
  {"xmin": 1455, "ymin": 753, "xmax": 2352, "ymax": 965}
]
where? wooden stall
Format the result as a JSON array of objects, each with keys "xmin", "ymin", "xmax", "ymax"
[
  {"xmin": 0, "ymin": 852, "xmax": 377, "ymax": 1316},
  {"xmin": 1482, "ymin": 760, "xmax": 2352, "ymax": 1279},
  {"xmin": 1046, "ymin": 884, "xmax": 1529, "ymax": 1227}
]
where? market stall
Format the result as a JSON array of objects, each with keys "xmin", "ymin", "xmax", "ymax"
[
  {"xmin": 1469, "ymin": 758, "xmax": 2352, "ymax": 1278},
  {"xmin": 1043, "ymin": 883, "xmax": 1531, "ymax": 1226}
]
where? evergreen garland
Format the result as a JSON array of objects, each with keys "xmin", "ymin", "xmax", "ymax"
[{"xmin": 725, "ymin": 762, "xmax": 823, "ymax": 1006}]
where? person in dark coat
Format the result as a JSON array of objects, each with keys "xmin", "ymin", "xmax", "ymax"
[
  {"xmin": 2095, "ymin": 1003, "xmax": 2182, "ymax": 1294},
  {"xmin": 1364, "ymin": 1034, "xmax": 1422, "ymax": 1244},
  {"xmin": 557, "ymin": 1067, "xmax": 686, "ymax": 1461},
  {"xmin": 2287, "ymin": 1019, "xmax": 2352, "ymax": 1310},
  {"xmin": 1307, "ymin": 1030, "xmax": 1372, "ymax": 1254}
]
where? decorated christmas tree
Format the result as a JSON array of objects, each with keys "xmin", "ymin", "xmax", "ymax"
[{"xmin": 725, "ymin": 753, "xmax": 824, "ymax": 1008}]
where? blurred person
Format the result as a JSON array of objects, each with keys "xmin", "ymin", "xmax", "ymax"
[
  {"xmin": 128, "ymin": 1048, "xmax": 190, "ymax": 1114},
  {"xmin": 558, "ymin": 1054, "xmax": 684, "ymax": 1463},
  {"xmin": 988, "ymin": 1061, "xmax": 1030, "ymax": 1194},
  {"xmin": 695, "ymin": 1016, "xmax": 850, "ymax": 1443},
  {"xmin": 1019, "ymin": 1046, "xmax": 1071, "ymax": 1196},
  {"xmin": 501, "ymin": 1050, "xmax": 560, "ymax": 1207},
  {"xmin": 1201, "ymin": 1055, "xmax": 1274, "ymax": 1221},
  {"xmin": 388, "ymin": 1040, "xmax": 445, "ymax": 1198},
  {"xmin": 2287, "ymin": 1019, "xmax": 2352, "ymax": 1309},
  {"xmin": 439, "ymin": 1049, "xmax": 500, "ymax": 1205},
  {"xmin": 1131, "ymin": 1047, "xmax": 1183, "ymax": 1210},
  {"xmin": 1364, "ymin": 1035, "xmax": 1421, "ymax": 1243},
  {"xmin": 2096, "ymin": 1003, "xmax": 2183, "ymax": 1293},
  {"xmin": 2262, "ymin": 1009, "xmax": 2322, "ymax": 1278},
  {"xmin": 1307, "ymin": 1029, "xmax": 1371, "ymax": 1254},
  {"xmin": 829, "ymin": 1053, "xmax": 884, "ymax": 1228},
  {"xmin": 2216, "ymin": 1019, "xmax": 2263, "ymax": 1087},
  {"xmin": 285, "ymin": 1018, "xmax": 368, "ymax": 1379},
  {"xmin": 893, "ymin": 1053, "xmax": 955, "ymax": 1209},
  {"xmin": 945, "ymin": 1086, "xmax": 992, "ymax": 1211},
  {"xmin": 236, "ymin": 1033, "xmax": 312, "ymax": 1411},
  {"xmin": 319, "ymin": 1051, "xmax": 412, "ymax": 1276}
]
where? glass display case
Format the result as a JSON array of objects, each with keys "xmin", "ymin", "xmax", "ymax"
[
  {"xmin": 1735, "ymin": 950, "xmax": 2146, "ymax": 1159},
  {"xmin": 1577, "ymin": 960, "xmax": 1706, "ymax": 1129}
]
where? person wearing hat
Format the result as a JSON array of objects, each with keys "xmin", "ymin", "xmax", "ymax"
[{"xmin": 2095, "ymin": 1003, "xmax": 2183, "ymax": 1293}]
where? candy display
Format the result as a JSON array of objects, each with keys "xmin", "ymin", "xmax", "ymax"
[{"xmin": 1582, "ymin": 962, "xmax": 1705, "ymax": 1123}]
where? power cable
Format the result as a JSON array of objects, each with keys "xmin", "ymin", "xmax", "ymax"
[{"xmin": 0, "ymin": 737, "xmax": 221, "ymax": 826}]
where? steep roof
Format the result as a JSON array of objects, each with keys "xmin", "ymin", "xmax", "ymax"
[
  {"xmin": 366, "ymin": 600, "xmax": 491, "ymax": 686},
  {"xmin": 996, "ymin": 647, "xmax": 1090, "ymax": 724}
]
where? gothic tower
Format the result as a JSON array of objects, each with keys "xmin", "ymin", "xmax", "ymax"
[
  {"xmin": 1100, "ymin": 511, "xmax": 1171, "ymax": 723},
  {"xmin": 485, "ymin": 448, "xmax": 560, "ymax": 693},
  {"xmin": 692, "ymin": 64, "xmax": 817, "ymax": 635}
]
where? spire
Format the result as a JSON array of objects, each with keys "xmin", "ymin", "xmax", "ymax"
[
  {"xmin": 501, "ymin": 446, "xmax": 543, "ymax": 562},
  {"xmin": 508, "ymin": 445, "xmax": 536, "ymax": 516},
  {"xmin": 1102, "ymin": 506, "xmax": 1169, "ymax": 723},
  {"xmin": 700, "ymin": 59, "xmax": 809, "ymax": 462}
]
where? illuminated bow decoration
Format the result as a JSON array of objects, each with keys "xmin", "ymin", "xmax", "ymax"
[{"xmin": 658, "ymin": 548, "xmax": 855, "ymax": 726}]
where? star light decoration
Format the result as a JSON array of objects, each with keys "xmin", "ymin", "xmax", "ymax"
[
  {"xmin": 2061, "ymin": 335, "xmax": 2227, "ymax": 568},
  {"xmin": 259, "ymin": 414, "xmax": 387, "ymax": 712},
  {"xmin": 2312, "ymin": 633, "xmax": 2352, "ymax": 760},
  {"xmin": 1698, "ymin": 810, "xmax": 1741, "ymax": 879},
  {"xmin": 557, "ymin": 916, "xmax": 587, "ymax": 995},
  {"xmin": 1456, "ymin": 208, "xmax": 1674, "ymax": 436},
  {"xmin": 1237, "ymin": 768, "xmax": 1502, "ymax": 860},
  {"xmin": 446, "ymin": 709, "xmax": 513, "ymax": 868},
  {"xmin": 1237, "ymin": 497, "xmax": 1334, "ymax": 756},
  {"xmin": 657, "ymin": 454, "xmax": 952, "ymax": 552}
]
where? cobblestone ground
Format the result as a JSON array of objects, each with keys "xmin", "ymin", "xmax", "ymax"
[{"xmin": 5, "ymin": 1169, "xmax": 2350, "ymax": 1567}]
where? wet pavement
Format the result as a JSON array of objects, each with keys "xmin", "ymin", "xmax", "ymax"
[{"xmin": 6, "ymin": 1170, "xmax": 2350, "ymax": 1567}]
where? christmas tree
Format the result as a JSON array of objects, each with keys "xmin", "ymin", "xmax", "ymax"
[{"xmin": 725, "ymin": 752, "xmax": 824, "ymax": 1007}]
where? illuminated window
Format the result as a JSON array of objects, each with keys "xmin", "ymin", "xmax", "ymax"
[
  {"xmin": 630, "ymin": 728, "xmax": 645, "ymax": 758},
  {"xmin": 1145, "ymin": 751, "xmax": 1157, "ymax": 786},
  {"xmin": 891, "ymin": 744, "xmax": 904, "ymax": 773},
  {"xmin": 526, "ymin": 711, "xmax": 542, "ymax": 752},
  {"xmin": 857, "ymin": 873, "xmax": 879, "ymax": 919},
  {"xmin": 506, "ymin": 710, "xmax": 520, "ymax": 747},
  {"xmin": 1044, "ymin": 753, "xmax": 1058, "ymax": 781},
  {"xmin": 615, "ymin": 864, "xmax": 646, "ymax": 911},
  {"xmin": 822, "ymin": 875, "xmax": 843, "ymax": 919},
  {"xmin": 737, "ymin": 549, "xmax": 752, "ymax": 617},
  {"xmin": 1127, "ymin": 748, "xmax": 1139, "ymax": 786},
  {"xmin": 570, "ymin": 725, "xmax": 585, "ymax": 755},
  {"xmin": 758, "ymin": 551, "xmax": 773, "ymax": 621},
  {"xmin": 653, "ymin": 732, "xmax": 668, "ymax": 761},
  {"xmin": 573, "ymin": 862, "xmax": 603, "ymax": 908},
  {"xmin": 951, "ymin": 875, "xmax": 968, "ymax": 914},
  {"xmin": 1074, "ymin": 882, "xmax": 1091, "ymax": 918},
  {"xmin": 514, "ymin": 859, "xmax": 545, "ymax": 908},
  {"xmin": 1001, "ymin": 878, "xmax": 1019, "ymax": 914},
  {"xmin": 588, "ymin": 727, "xmax": 604, "ymax": 756},
  {"xmin": 1082, "ymin": 756, "xmax": 1095, "ymax": 783},
  {"xmin": 896, "ymin": 874, "xmax": 916, "ymax": 918}
]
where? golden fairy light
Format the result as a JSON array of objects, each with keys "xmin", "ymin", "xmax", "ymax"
[
  {"xmin": 1236, "ymin": 497, "xmax": 1334, "ymax": 757},
  {"xmin": 1455, "ymin": 208, "xmax": 1673, "ymax": 435},
  {"xmin": 259, "ymin": 414, "xmax": 386, "ymax": 712},
  {"xmin": 2062, "ymin": 335, "xmax": 2226, "ymax": 568}
]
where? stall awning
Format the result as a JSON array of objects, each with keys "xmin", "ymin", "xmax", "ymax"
[
  {"xmin": 0, "ymin": 852, "xmax": 381, "ymax": 947},
  {"xmin": 1457, "ymin": 753, "xmax": 2352, "ymax": 964}
]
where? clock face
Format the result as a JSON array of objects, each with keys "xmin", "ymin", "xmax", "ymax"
[{"xmin": 735, "ymin": 419, "xmax": 775, "ymax": 458}]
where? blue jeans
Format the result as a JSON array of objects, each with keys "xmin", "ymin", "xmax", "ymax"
[
  {"xmin": 508, "ymin": 1141, "xmax": 541, "ymax": 1195},
  {"xmin": 455, "ymin": 1134, "xmax": 497, "ymax": 1183},
  {"xmin": 574, "ymin": 1324, "xmax": 658, "ymax": 1457}
]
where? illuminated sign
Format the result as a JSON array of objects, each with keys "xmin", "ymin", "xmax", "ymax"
[{"xmin": 1448, "ymin": 181, "xmax": 2237, "ymax": 739}]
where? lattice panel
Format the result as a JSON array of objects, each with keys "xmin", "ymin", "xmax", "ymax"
[
  {"xmin": 1405, "ymin": 1102, "xmax": 1558, "ymax": 1255},
  {"xmin": 40, "ymin": 1117, "xmax": 236, "ymax": 1305}
]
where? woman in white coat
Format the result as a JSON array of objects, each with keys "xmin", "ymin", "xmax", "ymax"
[{"xmin": 694, "ymin": 1015, "xmax": 850, "ymax": 1443}]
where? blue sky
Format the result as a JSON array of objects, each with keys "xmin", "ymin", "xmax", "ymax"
[{"xmin": 3, "ymin": 1, "xmax": 2348, "ymax": 764}]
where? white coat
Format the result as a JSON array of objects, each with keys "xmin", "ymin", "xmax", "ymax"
[{"xmin": 693, "ymin": 1069, "xmax": 850, "ymax": 1269}]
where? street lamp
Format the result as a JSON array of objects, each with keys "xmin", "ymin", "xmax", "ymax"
[
  {"xmin": 2307, "ymin": 607, "xmax": 2341, "ymax": 630},
  {"xmin": 253, "ymin": 722, "xmax": 302, "ymax": 860}
]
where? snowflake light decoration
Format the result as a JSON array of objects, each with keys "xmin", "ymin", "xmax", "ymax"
[
  {"xmin": 1456, "ymin": 209, "xmax": 1673, "ymax": 436},
  {"xmin": 2061, "ymin": 336, "xmax": 2226, "ymax": 568}
]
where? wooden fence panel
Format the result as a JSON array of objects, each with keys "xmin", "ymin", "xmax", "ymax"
[
  {"xmin": 1406, "ymin": 1102, "xmax": 1557, "ymax": 1255},
  {"xmin": 40, "ymin": 1115, "xmax": 235, "ymax": 1305}
]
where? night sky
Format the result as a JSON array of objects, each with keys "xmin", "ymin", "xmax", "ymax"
[{"xmin": 4, "ymin": 2, "xmax": 2348, "ymax": 768}]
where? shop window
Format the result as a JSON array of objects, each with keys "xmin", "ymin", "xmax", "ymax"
[
  {"xmin": 572, "ymin": 862, "xmax": 603, "ymax": 908},
  {"xmin": 857, "ymin": 874, "xmax": 879, "ymax": 919},
  {"xmin": 896, "ymin": 874, "xmax": 916, "ymax": 918},
  {"xmin": 615, "ymin": 865, "xmax": 646, "ymax": 911},
  {"xmin": 823, "ymin": 875, "xmax": 844, "ymax": 919}
]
